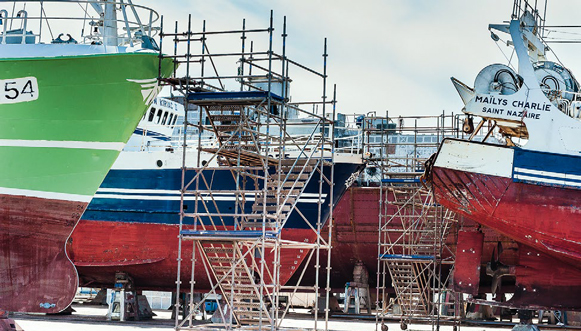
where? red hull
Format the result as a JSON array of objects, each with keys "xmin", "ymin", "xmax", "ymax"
[
  {"xmin": 70, "ymin": 187, "xmax": 519, "ymax": 292},
  {"xmin": 0, "ymin": 194, "xmax": 84, "ymax": 313},
  {"xmin": 68, "ymin": 220, "xmax": 314, "ymax": 290},
  {"xmin": 291, "ymin": 187, "xmax": 518, "ymax": 289},
  {"xmin": 431, "ymin": 167, "xmax": 581, "ymax": 266},
  {"xmin": 509, "ymin": 245, "xmax": 581, "ymax": 310},
  {"xmin": 431, "ymin": 167, "xmax": 581, "ymax": 309}
]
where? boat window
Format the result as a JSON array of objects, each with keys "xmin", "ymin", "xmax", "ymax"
[
  {"xmin": 156, "ymin": 108, "xmax": 163, "ymax": 124},
  {"xmin": 148, "ymin": 107, "xmax": 156, "ymax": 122},
  {"xmin": 162, "ymin": 111, "xmax": 169, "ymax": 125},
  {"xmin": 172, "ymin": 116, "xmax": 178, "ymax": 125},
  {"xmin": 168, "ymin": 113, "xmax": 174, "ymax": 126}
]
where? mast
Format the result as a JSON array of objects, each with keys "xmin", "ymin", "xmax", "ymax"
[{"xmin": 103, "ymin": 0, "xmax": 118, "ymax": 46}]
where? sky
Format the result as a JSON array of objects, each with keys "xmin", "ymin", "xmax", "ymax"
[{"xmin": 22, "ymin": 0, "xmax": 581, "ymax": 117}]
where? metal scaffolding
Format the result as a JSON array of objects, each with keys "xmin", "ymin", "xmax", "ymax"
[
  {"xmin": 377, "ymin": 181, "xmax": 459, "ymax": 330},
  {"xmin": 360, "ymin": 113, "xmax": 463, "ymax": 183},
  {"xmin": 361, "ymin": 114, "xmax": 463, "ymax": 330},
  {"xmin": 159, "ymin": 11, "xmax": 336, "ymax": 331}
]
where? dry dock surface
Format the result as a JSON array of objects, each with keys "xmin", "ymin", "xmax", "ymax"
[{"xmin": 12, "ymin": 305, "xmax": 522, "ymax": 331}]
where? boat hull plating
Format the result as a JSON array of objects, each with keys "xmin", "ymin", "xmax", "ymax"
[
  {"xmin": 429, "ymin": 139, "xmax": 581, "ymax": 309},
  {"xmin": 69, "ymin": 162, "xmax": 363, "ymax": 290},
  {"xmin": 0, "ymin": 194, "xmax": 85, "ymax": 313},
  {"xmin": 0, "ymin": 52, "xmax": 173, "ymax": 313},
  {"xmin": 430, "ymin": 139, "xmax": 581, "ymax": 266},
  {"xmin": 292, "ymin": 186, "xmax": 518, "ymax": 289},
  {"xmin": 69, "ymin": 221, "xmax": 314, "ymax": 290}
]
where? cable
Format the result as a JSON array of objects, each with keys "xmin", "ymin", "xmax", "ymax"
[
  {"xmin": 9, "ymin": 2, "xmax": 15, "ymax": 30},
  {"xmin": 79, "ymin": 2, "xmax": 89, "ymax": 41},
  {"xmin": 40, "ymin": 3, "xmax": 53, "ymax": 40},
  {"xmin": 493, "ymin": 38, "xmax": 517, "ymax": 72},
  {"xmin": 537, "ymin": 30, "xmax": 568, "ymax": 71}
]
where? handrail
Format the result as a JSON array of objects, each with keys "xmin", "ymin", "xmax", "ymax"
[
  {"xmin": 0, "ymin": 1, "xmax": 160, "ymax": 47},
  {"xmin": 17, "ymin": 10, "xmax": 27, "ymax": 44},
  {"xmin": 0, "ymin": 10, "xmax": 8, "ymax": 44}
]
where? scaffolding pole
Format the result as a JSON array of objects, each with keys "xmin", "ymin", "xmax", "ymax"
[
  {"xmin": 361, "ymin": 114, "xmax": 463, "ymax": 331},
  {"xmin": 159, "ymin": 11, "xmax": 337, "ymax": 331}
]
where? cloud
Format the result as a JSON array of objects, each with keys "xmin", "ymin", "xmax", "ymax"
[{"xmin": 21, "ymin": 0, "xmax": 581, "ymax": 118}]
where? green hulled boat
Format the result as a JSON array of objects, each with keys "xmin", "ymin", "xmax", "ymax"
[{"xmin": 0, "ymin": 1, "xmax": 173, "ymax": 313}]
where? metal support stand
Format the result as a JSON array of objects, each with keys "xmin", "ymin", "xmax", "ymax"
[
  {"xmin": 0, "ymin": 311, "xmax": 22, "ymax": 331},
  {"xmin": 106, "ymin": 272, "xmax": 148, "ymax": 322},
  {"xmin": 343, "ymin": 261, "xmax": 372, "ymax": 314}
]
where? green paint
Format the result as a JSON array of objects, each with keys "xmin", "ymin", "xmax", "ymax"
[
  {"xmin": 0, "ymin": 51, "xmax": 174, "ymax": 197},
  {"xmin": 0, "ymin": 53, "xmax": 172, "ymax": 142},
  {"xmin": 0, "ymin": 146, "xmax": 118, "ymax": 196}
]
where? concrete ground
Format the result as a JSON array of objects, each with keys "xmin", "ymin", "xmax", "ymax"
[
  {"xmin": 13, "ymin": 305, "xmax": 174, "ymax": 331},
  {"xmin": 8, "ymin": 305, "xmax": 531, "ymax": 331}
]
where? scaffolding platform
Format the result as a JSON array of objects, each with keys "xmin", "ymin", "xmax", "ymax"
[
  {"xmin": 160, "ymin": 11, "xmax": 340, "ymax": 331},
  {"xmin": 379, "ymin": 254, "xmax": 435, "ymax": 261},
  {"xmin": 380, "ymin": 178, "xmax": 421, "ymax": 184},
  {"xmin": 180, "ymin": 230, "xmax": 279, "ymax": 241},
  {"xmin": 357, "ymin": 114, "xmax": 464, "ymax": 330},
  {"xmin": 187, "ymin": 91, "xmax": 285, "ymax": 105}
]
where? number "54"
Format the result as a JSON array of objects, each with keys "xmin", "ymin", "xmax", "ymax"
[{"xmin": 1, "ymin": 77, "xmax": 39, "ymax": 104}]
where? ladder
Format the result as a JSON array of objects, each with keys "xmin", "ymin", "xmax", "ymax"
[
  {"xmin": 162, "ymin": 12, "xmax": 337, "ymax": 330},
  {"xmin": 377, "ymin": 178, "xmax": 458, "ymax": 329},
  {"xmin": 191, "ymin": 238, "xmax": 276, "ymax": 326}
]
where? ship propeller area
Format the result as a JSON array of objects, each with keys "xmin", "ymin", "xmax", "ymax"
[{"xmin": 486, "ymin": 241, "xmax": 513, "ymax": 295}]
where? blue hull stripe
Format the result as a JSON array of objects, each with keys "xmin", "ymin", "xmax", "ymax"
[
  {"xmin": 83, "ymin": 163, "xmax": 363, "ymax": 229},
  {"xmin": 512, "ymin": 148, "xmax": 581, "ymax": 190},
  {"xmin": 132, "ymin": 128, "xmax": 171, "ymax": 141}
]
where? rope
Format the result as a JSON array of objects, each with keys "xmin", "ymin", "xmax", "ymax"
[
  {"xmin": 40, "ymin": 3, "xmax": 53, "ymax": 40},
  {"xmin": 79, "ymin": 2, "xmax": 90, "ymax": 41},
  {"xmin": 493, "ymin": 38, "xmax": 517, "ymax": 72}
]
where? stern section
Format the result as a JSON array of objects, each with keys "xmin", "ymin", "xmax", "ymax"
[{"xmin": 430, "ymin": 139, "xmax": 581, "ymax": 267}]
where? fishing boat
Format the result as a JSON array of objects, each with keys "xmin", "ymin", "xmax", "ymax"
[
  {"xmin": 67, "ymin": 98, "xmax": 365, "ymax": 290},
  {"xmin": 290, "ymin": 116, "xmax": 517, "ymax": 293},
  {"xmin": 0, "ymin": 1, "xmax": 173, "ymax": 313},
  {"xmin": 425, "ymin": 0, "xmax": 581, "ymax": 310}
]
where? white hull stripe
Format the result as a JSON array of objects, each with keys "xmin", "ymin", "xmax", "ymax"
[
  {"xmin": 514, "ymin": 174, "xmax": 581, "ymax": 188},
  {"xmin": 514, "ymin": 167, "xmax": 581, "ymax": 181},
  {"xmin": 127, "ymin": 78, "xmax": 158, "ymax": 84},
  {"xmin": 140, "ymin": 83, "xmax": 158, "ymax": 88},
  {"xmin": 96, "ymin": 188, "xmax": 327, "ymax": 198},
  {"xmin": 93, "ymin": 194, "xmax": 324, "ymax": 203},
  {"xmin": 97, "ymin": 188, "xmax": 179, "ymax": 194},
  {"xmin": 0, "ymin": 139, "xmax": 125, "ymax": 151},
  {"xmin": 0, "ymin": 187, "xmax": 92, "ymax": 203}
]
